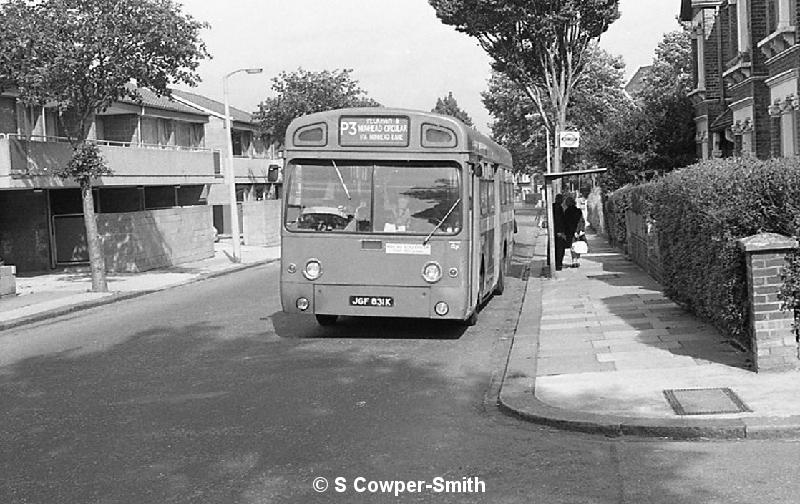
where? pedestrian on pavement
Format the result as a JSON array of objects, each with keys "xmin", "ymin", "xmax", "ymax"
[
  {"xmin": 548, "ymin": 193, "xmax": 567, "ymax": 270},
  {"xmin": 564, "ymin": 194, "xmax": 585, "ymax": 268},
  {"xmin": 576, "ymin": 191, "xmax": 588, "ymax": 224}
]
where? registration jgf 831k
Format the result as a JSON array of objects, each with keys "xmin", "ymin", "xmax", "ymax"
[{"xmin": 349, "ymin": 296, "xmax": 394, "ymax": 307}]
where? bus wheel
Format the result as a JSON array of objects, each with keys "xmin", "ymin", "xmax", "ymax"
[{"xmin": 315, "ymin": 314, "xmax": 338, "ymax": 326}]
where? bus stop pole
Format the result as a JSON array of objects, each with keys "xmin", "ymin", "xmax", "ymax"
[
  {"xmin": 545, "ymin": 129, "xmax": 557, "ymax": 279},
  {"xmin": 546, "ymin": 182, "xmax": 556, "ymax": 279}
]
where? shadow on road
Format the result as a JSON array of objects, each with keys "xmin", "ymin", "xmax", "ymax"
[{"xmin": 269, "ymin": 310, "xmax": 469, "ymax": 340}]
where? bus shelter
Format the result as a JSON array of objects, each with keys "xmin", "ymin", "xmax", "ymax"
[{"xmin": 543, "ymin": 168, "xmax": 607, "ymax": 279}]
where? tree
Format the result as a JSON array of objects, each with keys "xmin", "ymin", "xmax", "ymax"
[
  {"xmin": 635, "ymin": 30, "xmax": 696, "ymax": 173},
  {"xmin": 0, "ymin": 0, "xmax": 209, "ymax": 292},
  {"xmin": 596, "ymin": 29, "xmax": 696, "ymax": 190},
  {"xmin": 482, "ymin": 45, "xmax": 629, "ymax": 175},
  {"xmin": 482, "ymin": 72, "xmax": 541, "ymax": 174},
  {"xmin": 255, "ymin": 68, "xmax": 381, "ymax": 144},
  {"xmin": 429, "ymin": 0, "xmax": 620, "ymax": 179},
  {"xmin": 432, "ymin": 91, "xmax": 474, "ymax": 126}
]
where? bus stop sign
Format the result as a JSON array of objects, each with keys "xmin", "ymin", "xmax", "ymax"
[{"xmin": 559, "ymin": 131, "xmax": 580, "ymax": 148}]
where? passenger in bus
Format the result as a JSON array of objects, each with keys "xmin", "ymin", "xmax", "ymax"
[
  {"xmin": 392, "ymin": 196, "xmax": 412, "ymax": 231},
  {"xmin": 382, "ymin": 194, "xmax": 412, "ymax": 232}
]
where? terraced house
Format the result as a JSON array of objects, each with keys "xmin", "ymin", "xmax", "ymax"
[
  {"xmin": 681, "ymin": 0, "xmax": 800, "ymax": 159},
  {"xmin": 0, "ymin": 87, "xmax": 280, "ymax": 273}
]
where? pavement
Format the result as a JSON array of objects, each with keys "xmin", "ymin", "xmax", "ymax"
[
  {"xmin": 500, "ymin": 215, "xmax": 800, "ymax": 439},
  {"xmin": 2, "ymin": 211, "xmax": 799, "ymax": 439},
  {"xmin": 0, "ymin": 239, "xmax": 280, "ymax": 331}
]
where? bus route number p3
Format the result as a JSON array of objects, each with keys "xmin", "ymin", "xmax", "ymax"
[{"xmin": 349, "ymin": 296, "xmax": 394, "ymax": 307}]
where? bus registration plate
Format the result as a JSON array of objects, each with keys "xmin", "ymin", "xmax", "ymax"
[{"xmin": 349, "ymin": 296, "xmax": 394, "ymax": 307}]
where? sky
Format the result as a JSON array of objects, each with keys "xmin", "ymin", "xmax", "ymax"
[{"xmin": 179, "ymin": 0, "xmax": 683, "ymax": 135}]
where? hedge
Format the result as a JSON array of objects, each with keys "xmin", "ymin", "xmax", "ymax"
[{"xmin": 605, "ymin": 157, "xmax": 800, "ymax": 350}]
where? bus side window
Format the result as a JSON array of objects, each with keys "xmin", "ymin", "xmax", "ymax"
[{"xmin": 478, "ymin": 180, "xmax": 489, "ymax": 215}]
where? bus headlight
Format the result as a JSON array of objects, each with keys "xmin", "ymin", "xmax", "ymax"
[
  {"xmin": 434, "ymin": 301, "xmax": 449, "ymax": 316},
  {"xmin": 303, "ymin": 259, "xmax": 322, "ymax": 280},
  {"xmin": 296, "ymin": 297, "xmax": 310, "ymax": 311},
  {"xmin": 422, "ymin": 261, "xmax": 442, "ymax": 283}
]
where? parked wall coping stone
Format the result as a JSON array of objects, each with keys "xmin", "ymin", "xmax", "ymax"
[{"xmin": 737, "ymin": 232, "xmax": 799, "ymax": 252}]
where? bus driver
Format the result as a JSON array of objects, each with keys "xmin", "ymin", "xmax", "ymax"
[{"xmin": 392, "ymin": 196, "xmax": 411, "ymax": 231}]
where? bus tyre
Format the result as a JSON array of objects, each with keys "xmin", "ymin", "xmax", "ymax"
[{"xmin": 315, "ymin": 314, "xmax": 338, "ymax": 326}]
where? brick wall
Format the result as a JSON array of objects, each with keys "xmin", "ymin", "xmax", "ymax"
[
  {"xmin": 241, "ymin": 200, "xmax": 281, "ymax": 247},
  {"xmin": 97, "ymin": 206, "xmax": 215, "ymax": 272},
  {"xmin": 704, "ymin": 9, "xmax": 722, "ymax": 98},
  {"xmin": 749, "ymin": 0, "xmax": 769, "ymax": 71}
]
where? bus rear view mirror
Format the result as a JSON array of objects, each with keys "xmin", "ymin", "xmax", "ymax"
[
  {"xmin": 473, "ymin": 164, "xmax": 483, "ymax": 177},
  {"xmin": 267, "ymin": 165, "xmax": 281, "ymax": 182}
]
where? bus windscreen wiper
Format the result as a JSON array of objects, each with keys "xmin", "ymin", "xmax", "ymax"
[
  {"xmin": 423, "ymin": 198, "xmax": 460, "ymax": 246},
  {"xmin": 331, "ymin": 160, "xmax": 351, "ymax": 200}
]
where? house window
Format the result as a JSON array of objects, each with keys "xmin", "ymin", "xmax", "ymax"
[
  {"xmin": 781, "ymin": 110, "xmax": 796, "ymax": 156},
  {"xmin": 742, "ymin": 131, "xmax": 753, "ymax": 154},
  {"xmin": 141, "ymin": 117, "xmax": 176, "ymax": 147},
  {"xmin": 231, "ymin": 130, "xmax": 243, "ymax": 156},
  {"xmin": 767, "ymin": 0, "xmax": 797, "ymax": 33},
  {"xmin": 692, "ymin": 19, "xmax": 706, "ymax": 90},
  {"xmin": 768, "ymin": 0, "xmax": 779, "ymax": 33},
  {"xmin": 736, "ymin": 0, "xmax": 749, "ymax": 53}
]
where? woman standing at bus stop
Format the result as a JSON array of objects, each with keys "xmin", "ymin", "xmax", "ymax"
[
  {"xmin": 550, "ymin": 193, "xmax": 567, "ymax": 270},
  {"xmin": 563, "ymin": 194, "xmax": 585, "ymax": 267}
]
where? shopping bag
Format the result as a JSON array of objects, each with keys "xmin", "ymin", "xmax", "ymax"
[{"xmin": 571, "ymin": 240, "xmax": 588, "ymax": 255}]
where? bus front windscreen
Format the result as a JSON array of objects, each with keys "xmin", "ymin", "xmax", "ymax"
[{"xmin": 285, "ymin": 161, "xmax": 462, "ymax": 235}]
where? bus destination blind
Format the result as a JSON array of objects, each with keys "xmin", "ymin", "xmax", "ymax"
[{"xmin": 339, "ymin": 116, "xmax": 409, "ymax": 146}]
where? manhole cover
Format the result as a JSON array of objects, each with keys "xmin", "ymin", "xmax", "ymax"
[{"xmin": 663, "ymin": 388, "xmax": 751, "ymax": 415}]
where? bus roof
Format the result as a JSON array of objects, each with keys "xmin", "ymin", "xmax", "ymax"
[{"xmin": 285, "ymin": 107, "xmax": 512, "ymax": 167}]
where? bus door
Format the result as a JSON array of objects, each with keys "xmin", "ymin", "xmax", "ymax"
[
  {"xmin": 493, "ymin": 165, "xmax": 502, "ymax": 286},
  {"xmin": 471, "ymin": 163, "xmax": 481, "ymax": 308},
  {"xmin": 481, "ymin": 170, "xmax": 496, "ymax": 296}
]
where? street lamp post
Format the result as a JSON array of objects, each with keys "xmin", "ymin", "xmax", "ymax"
[{"xmin": 223, "ymin": 67, "xmax": 263, "ymax": 262}]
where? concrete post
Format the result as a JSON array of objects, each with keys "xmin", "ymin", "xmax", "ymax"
[
  {"xmin": 738, "ymin": 233, "xmax": 800, "ymax": 372},
  {"xmin": 0, "ymin": 264, "xmax": 16, "ymax": 297}
]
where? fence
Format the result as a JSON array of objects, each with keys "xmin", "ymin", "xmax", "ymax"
[{"xmin": 625, "ymin": 210, "xmax": 662, "ymax": 283}]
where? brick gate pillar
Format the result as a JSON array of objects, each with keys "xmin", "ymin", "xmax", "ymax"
[{"xmin": 738, "ymin": 233, "xmax": 800, "ymax": 372}]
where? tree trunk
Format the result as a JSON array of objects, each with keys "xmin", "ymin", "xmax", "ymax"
[
  {"xmin": 81, "ymin": 181, "xmax": 107, "ymax": 292},
  {"xmin": 553, "ymin": 122, "xmax": 563, "ymax": 194}
]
